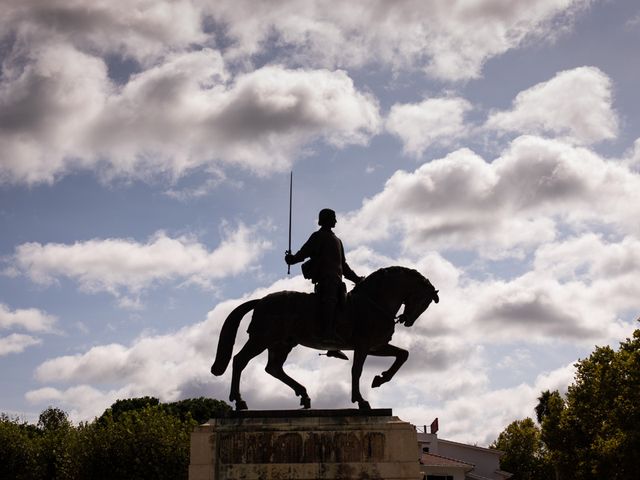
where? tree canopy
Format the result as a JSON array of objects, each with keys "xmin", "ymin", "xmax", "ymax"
[
  {"xmin": 0, "ymin": 396, "xmax": 231, "ymax": 480},
  {"xmin": 493, "ymin": 328, "xmax": 640, "ymax": 480}
]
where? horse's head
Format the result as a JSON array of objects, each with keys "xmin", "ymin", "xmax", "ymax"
[{"xmin": 398, "ymin": 277, "xmax": 439, "ymax": 327}]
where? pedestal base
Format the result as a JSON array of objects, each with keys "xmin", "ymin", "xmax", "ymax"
[{"xmin": 189, "ymin": 409, "xmax": 420, "ymax": 480}]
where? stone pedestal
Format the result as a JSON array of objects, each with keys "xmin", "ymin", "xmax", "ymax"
[{"xmin": 189, "ymin": 409, "xmax": 420, "ymax": 480}]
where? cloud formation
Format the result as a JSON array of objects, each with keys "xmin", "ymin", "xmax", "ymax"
[
  {"xmin": 209, "ymin": 0, "xmax": 591, "ymax": 80},
  {"xmin": 9, "ymin": 224, "xmax": 272, "ymax": 303},
  {"xmin": 0, "ymin": 44, "xmax": 380, "ymax": 185},
  {"xmin": 0, "ymin": 305, "xmax": 57, "ymax": 356},
  {"xmin": 1, "ymin": 0, "xmax": 207, "ymax": 63},
  {"xmin": 26, "ymin": 236, "xmax": 638, "ymax": 433},
  {"xmin": 0, "ymin": 304, "xmax": 57, "ymax": 333},
  {"xmin": 0, "ymin": 333, "xmax": 41, "ymax": 356},
  {"xmin": 0, "ymin": 0, "xmax": 593, "ymax": 185},
  {"xmin": 2, "ymin": 0, "xmax": 591, "ymax": 81},
  {"xmin": 485, "ymin": 67, "xmax": 618, "ymax": 144},
  {"xmin": 386, "ymin": 97, "xmax": 471, "ymax": 157},
  {"xmin": 342, "ymin": 135, "xmax": 640, "ymax": 256}
]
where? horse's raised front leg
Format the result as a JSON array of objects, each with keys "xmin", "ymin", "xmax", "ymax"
[
  {"xmin": 265, "ymin": 345, "xmax": 311, "ymax": 409},
  {"xmin": 230, "ymin": 336, "xmax": 266, "ymax": 411},
  {"xmin": 351, "ymin": 347, "xmax": 371, "ymax": 410},
  {"xmin": 370, "ymin": 344, "xmax": 409, "ymax": 388}
]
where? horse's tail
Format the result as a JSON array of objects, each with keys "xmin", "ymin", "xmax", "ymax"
[{"xmin": 211, "ymin": 299, "xmax": 260, "ymax": 376}]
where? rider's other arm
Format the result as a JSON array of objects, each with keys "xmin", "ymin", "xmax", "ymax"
[{"xmin": 339, "ymin": 241, "xmax": 364, "ymax": 284}]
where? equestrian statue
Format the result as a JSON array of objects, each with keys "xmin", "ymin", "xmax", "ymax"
[{"xmin": 211, "ymin": 207, "xmax": 439, "ymax": 411}]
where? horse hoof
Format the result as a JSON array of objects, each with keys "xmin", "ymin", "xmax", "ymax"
[
  {"xmin": 358, "ymin": 400, "xmax": 371, "ymax": 411},
  {"xmin": 300, "ymin": 397, "xmax": 311, "ymax": 409},
  {"xmin": 371, "ymin": 375, "xmax": 384, "ymax": 388},
  {"xmin": 235, "ymin": 400, "xmax": 248, "ymax": 411}
]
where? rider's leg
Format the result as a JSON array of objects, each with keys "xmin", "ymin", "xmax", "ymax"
[{"xmin": 318, "ymin": 280, "xmax": 339, "ymax": 339}]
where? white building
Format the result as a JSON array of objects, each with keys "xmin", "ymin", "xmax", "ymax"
[{"xmin": 416, "ymin": 419, "xmax": 512, "ymax": 480}]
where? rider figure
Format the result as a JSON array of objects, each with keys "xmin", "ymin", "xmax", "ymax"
[{"xmin": 285, "ymin": 208, "xmax": 364, "ymax": 358}]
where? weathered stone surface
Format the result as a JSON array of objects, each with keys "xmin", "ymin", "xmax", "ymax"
[{"xmin": 189, "ymin": 409, "xmax": 420, "ymax": 480}]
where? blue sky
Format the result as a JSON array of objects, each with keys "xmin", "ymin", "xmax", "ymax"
[{"xmin": 1, "ymin": 0, "xmax": 640, "ymax": 445}]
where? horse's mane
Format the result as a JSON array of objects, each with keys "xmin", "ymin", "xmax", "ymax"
[{"xmin": 351, "ymin": 266, "xmax": 431, "ymax": 295}]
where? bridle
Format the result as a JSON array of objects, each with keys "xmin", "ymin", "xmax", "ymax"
[
  {"xmin": 356, "ymin": 291, "xmax": 403, "ymax": 323},
  {"xmin": 356, "ymin": 284, "xmax": 439, "ymax": 325}
]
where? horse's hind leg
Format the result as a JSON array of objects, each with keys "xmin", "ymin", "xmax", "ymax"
[
  {"xmin": 229, "ymin": 336, "xmax": 266, "ymax": 410},
  {"xmin": 265, "ymin": 345, "xmax": 311, "ymax": 409},
  {"xmin": 369, "ymin": 344, "xmax": 408, "ymax": 388}
]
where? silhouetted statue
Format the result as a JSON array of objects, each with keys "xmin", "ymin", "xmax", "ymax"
[
  {"xmin": 211, "ymin": 266, "xmax": 439, "ymax": 411},
  {"xmin": 285, "ymin": 208, "xmax": 363, "ymax": 360}
]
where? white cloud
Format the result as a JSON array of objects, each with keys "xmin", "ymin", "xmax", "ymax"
[
  {"xmin": 386, "ymin": 97, "xmax": 472, "ymax": 157},
  {"xmin": 0, "ymin": 44, "xmax": 380, "ymax": 185},
  {"xmin": 485, "ymin": 67, "xmax": 618, "ymax": 144},
  {"xmin": 0, "ymin": 333, "xmax": 41, "ymax": 356},
  {"xmin": 1, "ymin": 0, "xmax": 207, "ymax": 63},
  {"xmin": 26, "ymin": 385, "xmax": 118, "ymax": 422},
  {"xmin": 624, "ymin": 138, "xmax": 640, "ymax": 169},
  {"xmin": 0, "ymin": 1, "xmax": 593, "ymax": 185},
  {"xmin": 10, "ymin": 223, "xmax": 272, "ymax": 301},
  {"xmin": 26, "ymin": 238, "xmax": 639, "ymax": 426},
  {"xmin": 208, "ymin": 0, "xmax": 591, "ymax": 81},
  {"xmin": 0, "ymin": 42, "xmax": 110, "ymax": 185},
  {"xmin": 342, "ymin": 135, "xmax": 640, "ymax": 256},
  {"xmin": 0, "ymin": 304, "xmax": 57, "ymax": 333},
  {"xmin": 399, "ymin": 363, "xmax": 576, "ymax": 446},
  {"xmin": 2, "ymin": 0, "xmax": 591, "ymax": 82}
]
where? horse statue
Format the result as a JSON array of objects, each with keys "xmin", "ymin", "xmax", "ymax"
[{"xmin": 211, "ymin": 266, "xmax": 439, "ymax": 410}]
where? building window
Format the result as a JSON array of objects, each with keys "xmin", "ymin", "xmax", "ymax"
[
  {"xmin": 426, "ymin": 476, "xmax": 453, "ymax": 480},
  {"xmin": 422, "ymin": 447, "xmax": 430, "ymax": 453}
]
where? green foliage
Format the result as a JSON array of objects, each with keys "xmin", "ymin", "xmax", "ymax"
[
  {"xmin": 0, "ymin": 396, "xmax": 231, "ymax": 480},
  {"xmin": 79, "ymin": 405, "xmax": 193, "ymax": 480},
  {"xmin": 496, "ymin": 329, "xmax": 640, "ymax": 480},
  {"xmin": 0, "ymin": 414, "xmax": 38, "ymax": 480},
  {"xmin": 491, "ymin": 418, "xmax": 553, "ymax": 480},
  {"xmin": 37, "ymin": 407, "xmax": 71, "ymax": 432},
  {"xmin": 554, "ymin": 329, "xmax": 640, "ymax": 479},
  {"xmin": 98, "ymin": 396, "xmax": 230, "ymax": 425},
  {"xmin": 35, "ymin": 408, "xmax": 79, "ymax": 480},
  {"xmin": 98, "ymin": 396, "xmax": 160, "ymax": 423},
  {"xmin": 163, "ymin": 396, "xmax": 231, "ymax": 424}
]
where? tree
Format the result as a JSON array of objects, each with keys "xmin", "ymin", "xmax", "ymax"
[
  {"xmin": 0, "ymin": 414, "xmax": 38, "ymax": 480},
  {"xmin": 37, "ymin": 407, "xmax": 71, "ymax": 432},
  {"xmin": 35, "ymin": 407, "xmax": 79, "ymax": 480},
  {"xmin": 164, "ymin": 397, "xmax": 231, "ymax": 424},
  {"xmin": 0, "ymin": 396, "xmax": 232, "ymax": 480},
  {"xmin": 98, "ymin": 396, "xmax": 160, "ymax": 423},
  {"xmin": 99, "ymin": 396, "xmax": 231, "ymax": 425},
  {"xmin": 79, "ymin": 405, "xmax": 193, "ymax": 480},
  {"xmin": 536, "ymin": 329, "xmax": 640, "ymax": 480},
  {"xmin": 535, "ymin": 390, "xmax": 569, "ymax": 480},
  {"xmin": 491, "ymin": 417, "xmax": 553, "ymax": 480}
]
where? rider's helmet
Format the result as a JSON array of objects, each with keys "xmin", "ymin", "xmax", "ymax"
[{"xmin": 318, "ymin": 208, "xmax": 336, "ymax": 227}]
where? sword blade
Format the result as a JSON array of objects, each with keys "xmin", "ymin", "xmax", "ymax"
[{"xmin": 287, "ymin": 171, "xmax": 292, "ymax": 274}]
